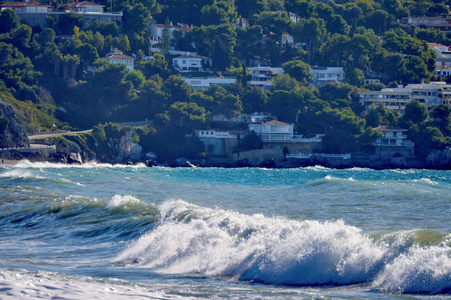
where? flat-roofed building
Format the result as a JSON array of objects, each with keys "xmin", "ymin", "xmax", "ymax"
[
  {"xmin": 311, "ymin": 66, "xmax": 345, "ymax": 87},
  {"xmin": 358, "ymin": 88, "xmax": 412, "ymax": 114}
]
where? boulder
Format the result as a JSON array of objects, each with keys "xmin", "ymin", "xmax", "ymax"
[
  {"xmin": 390, "ymin": 156, "xmax": 408, "ymax": 168},
  {"xmin": 256, "ymin": 158, "xmax": 277, "ymax": 168},
  {"xmin": 116, "ymin": 131, "xmax": 143, "ymax": 163},
  {"xmin": 174, "ymin": 157, "xmax": 194, "ymax": 167},
  {"xmin": 68, "ymin": 152, "xmax": 83, "ymax": 164},
  {"xmin": 144, "ymin": 152, "xmax": 158, "ymax": 160},
  {"xmin": 56, "ymin": 138, "xmax": 81, "ymax": 155},
  {"xmin": 144, "ymin": 159, "xmax": 157, "ymax": 167}
]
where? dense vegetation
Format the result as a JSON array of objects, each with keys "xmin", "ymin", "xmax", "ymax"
[{"xmin": 1, "ymin": 0, "xmax": 451, "ymax": 159}]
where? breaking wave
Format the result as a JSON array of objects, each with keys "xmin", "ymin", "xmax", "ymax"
[{"xmin": 115, "ymin": 200, "xmax": 451, "ymax": 294}]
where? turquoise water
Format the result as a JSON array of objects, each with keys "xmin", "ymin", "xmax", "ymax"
[{"xmin": 0, "ymin": 161, "xmax": 450, "ymax": 299}]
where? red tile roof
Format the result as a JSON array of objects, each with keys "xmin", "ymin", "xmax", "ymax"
[
  {"xmin": 373, "ymin": 125, "xmax": 407, "ymax": 131},
  {"xmin": 2, "ymin": 2, "xmax": 51, "ymax": 7},
  {"xmin": 70, "ymin": 1, "xmax": 104, "ymax": 7},
  {"xmin": 106, "ymin": 54, "xmax": 135, "ymax": 60},
  {"xmin": 264, "ymin": 120, "xmax": 290, "ymax": 125}
]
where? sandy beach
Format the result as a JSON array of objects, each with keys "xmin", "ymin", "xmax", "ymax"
[{"xmin": 0, "ymin": 159, "xmax": 20, "ymax": 166}]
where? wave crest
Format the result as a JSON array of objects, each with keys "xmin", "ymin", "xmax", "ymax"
[{"xmin": 115, "ymin": 200, "xmax": 451, "ymax": 294}]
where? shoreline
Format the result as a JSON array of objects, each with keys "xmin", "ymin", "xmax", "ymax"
[
  {"xmin": 0, "ymin": 159, "xmax": 20, "ymax": 166},
  {"xmin": 1, "ymin": 157, "xmax": 450, "ymax": 170}
]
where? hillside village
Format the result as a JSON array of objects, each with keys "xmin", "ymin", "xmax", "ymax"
[{"xmin": 1, "ymin": 0, "xmax": 451, "ymax": 168}]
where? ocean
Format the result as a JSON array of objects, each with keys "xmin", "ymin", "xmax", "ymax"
[{"xmin": 0, "ymin": 161, "xmax": 450, "ymax": 299}]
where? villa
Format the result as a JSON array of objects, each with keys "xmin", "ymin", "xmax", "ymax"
[
  {"xmin": 105, "ymin": 49, "xmax": 135, "ymax": 71},
  {"xmin": 372, "ymin": 126, "xmax": 415, "ymax": 158}
]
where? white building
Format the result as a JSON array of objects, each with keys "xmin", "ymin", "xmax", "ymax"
[
  {"xmin": 359, "ymin": 83, "xmax": 451, "ymax": 113},
  {"xmin": 400, "ymin": 16, "xmax": 451, "ymax": 33},
  {"xmin": 359, "ymin": 88, "xmax": 413, "ymax": 114},
  {"xmin": 249, "ymin": 120, "xmax": 296, "ymax": 142},
  {"xmin": 173, "ymin": 55, "xmax": 212, "ymax": 72},
  {"xmin": 195, "ymin": 129, "xmax": 240, "ymax": 158},
  {"xmin": 311, "ymin": 66, "xmax": 345, "ymax": 87},
  {"xmin": 1, "ymin": 1, "xmax": 53, "ymax": 13},
  {"xmin": 406, "ymin": 83, "xmax": 443, "ymax": 108},
  {"xmin": 373, "ymin": 125, "xmax": 414, "ymax": 157},
  {"xmin": 105, "ymin": 49, "xmax": 135, "ymax": 71},
  {"xmin": 247, "ymin": 66, "xmax": 284, "ymax": 82},
  {"xmin": 69, "ymin": 1, "xmax": 104, "ymax": 13},
  {"xmin": 149, "ymin": 22, "xmax": 191, "ymax": 42},
  {"xmin": 182, "ymin": 77, "xmax": 235, "ymax": 90},
  {"xmin": 250, "ymin": 112, "xmax": 275, "ymax": 124}
]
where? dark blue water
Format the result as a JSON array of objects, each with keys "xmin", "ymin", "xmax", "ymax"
[{"xmin": 0, "ymin": 161, "xmax": 450, "ymax": 299}]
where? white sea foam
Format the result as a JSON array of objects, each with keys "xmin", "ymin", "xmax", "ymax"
[
  {"xmin": 0, "ymin": 269, "xmax": 187, "ymax": 299},
  {"xmin": 373, "ymin": 244, "xmax": 451, "ymax": 294},
  {"xmin": 12, "ymin": 159, "xmax": 147, "ymax": 169},
  {"xmin": 0, "ymin": 169, "xmax": 39, "ymax": 179},
  {"xmin": 115, "ymin": 200, "xmax": 451, "ymax": 294},
  {"xmin": 108, "ymin": 195, "xmax": 142, "ymax": 209},
  {"xmin": 115, "ymin": 200, "xmax": 387, "ymax": 285}
]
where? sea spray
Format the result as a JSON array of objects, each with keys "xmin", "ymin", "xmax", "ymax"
[
  {"xmin": 115, "ymin": 200, "xmax": 451, "ymax": 294},
  {"xmin": 115, "ymin": 200, "xmax": 387, "ymax": 285},
  {"xmin": 373, "ymin": 244, "xmax": 451, "ymax": 294}
]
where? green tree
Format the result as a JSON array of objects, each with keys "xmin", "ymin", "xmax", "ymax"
[
  {"xmin": 326, "ymin": 15, "xmax": 349, "ymax": 35},
  {"xmin": 317, "ymin": 108, "xmax": 367, "ymax": 153},
  {"xmin": 163, "ymin": 75, "xmax": 193, "ymax": 104},
  {"xmin": 0, "ymin": 9, "xmax": 19, "ymax": 34},
  {"xmin": 345, "ymin": 67, "xmax": 365, "ymax": 87},
  {"xmin": 415, "ymin": 29, "xmax": 448, "ymax": 44},
  {"xmin": 241, "ymin": 85, "xmax": 268, "ymax": 113},
  {"xmin": 427, "ymin": 3, "xmax": 449, "ymax": 16},
  {"xmin": 125, "ymin": 69, "xmax": 146, "ymax": 89},
  {"xmin": 200, "ymin": 3, "xmax": 229, "ymax": 26},
  {"xmin": 75, "ymin": 43, "xmax": 99, "ymax": 65},
  {"xmin": 292, "ymin": 17, "xmax": 326, "ymax": 63},
  {"xmin": 123, "ymin": 3, "xmax": 151, "ymax": 34},
  {"xmin": 429, "ymin": 104, "xmax": 451, "ymax": 135},
  {"xmin": 84, "ymin": 20, "xmax": 120, "ymax": 37},
  {"xmin": 285, "ymin": 0, "xmax": 313, "ymax": 19},
  {"xmin": 365, "ymin": 9, "xmax": 390, "ymax": 34},
  {"xmin": 56, "ymin": 12, "xmax": 83, "ymax": 35},
  {"xmin": 162, "ymin": 17, "xmax": 171, "ymax": 56},
  {"xmin": 282, "ymin": 60, "xmax": 312, "ymax": 86},
  {"xmin": 271, "ymin": 74, "xmax": 299, "ymax": 92},
  {"xmin": 401, "ymin": 100, "xmax": 428, "ymax": 126},
  {"xmin": 169, "ymin": 101, "xmax": 207, "ymax": 129},
  {"xmin": 235, "ymin": 0, "xmax": 265, "ymax": 20}
]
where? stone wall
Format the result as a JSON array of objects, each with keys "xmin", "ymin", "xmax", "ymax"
[{"xmin": 232, "ymin": 148, "xmax": 284, "ymax": 163}]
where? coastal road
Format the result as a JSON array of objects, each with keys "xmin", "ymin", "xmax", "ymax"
[{"xmin": 28, "ymin": 130, "xmax": 92, "ymax": 140}]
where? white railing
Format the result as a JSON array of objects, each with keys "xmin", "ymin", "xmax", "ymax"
[{"xmin": 262, "ymin": 135, "xmax": 322, "ymax": 142}]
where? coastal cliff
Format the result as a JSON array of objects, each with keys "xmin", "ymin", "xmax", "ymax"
[{"xmin": 0, "ymin": 97, "xmax": 29, "ymax": 149}]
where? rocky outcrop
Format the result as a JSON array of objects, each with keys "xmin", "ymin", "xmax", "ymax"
[
  {"xmin": 49, "ymin": 139, "xmax": 84, "ymax": 164},
  {"xmin": 0, "ymin": 97, "xmax": 29, "ymax": 148},
  {"xmin": 390, "ymin": 156, "xmax": 408, "ymax": 168},
  {"xmin": 426, "ymin": 148, "xmax": 451, "ymax": 169},
  {"xmin": 108, "ymin": 131, "xmax": 143, "ymax": 164}
]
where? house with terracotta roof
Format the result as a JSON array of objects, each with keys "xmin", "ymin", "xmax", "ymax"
[
  {"xmin": 372, "ymin": 125, "xmax": 414, "ymax": 157},
  {"xmin": 1, "ymin": 1, "xmax": 53, "ymax": 13},
  {"xmin": 149, "ymin": 22, "xmax": 191, "ymax": 42},
  {"xmin": 69, "ymin": 1, "xmax": 104, "ymax": 13},
  {"xmin": 105, "ymin": 49, "xmax": 135, "ymax": 71}
]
